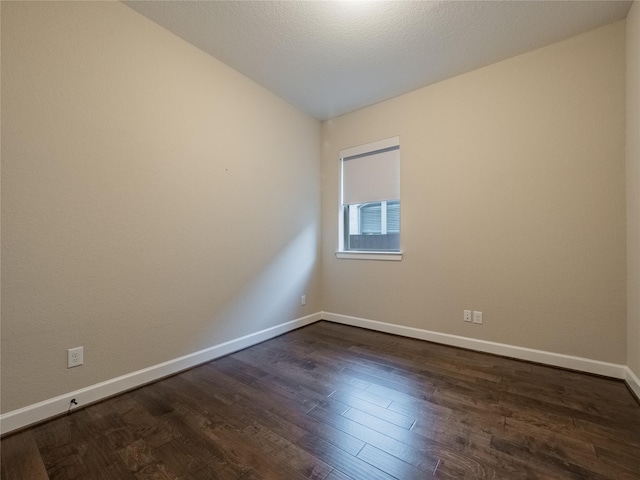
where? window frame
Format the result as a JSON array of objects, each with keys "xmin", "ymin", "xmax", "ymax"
[{"xmin": 337, "ymin": 137, "xmax": 402, "ymax": 261}]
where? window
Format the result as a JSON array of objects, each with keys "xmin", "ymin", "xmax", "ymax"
[
  {"xmin": 338, "ymin": 137, "xmax": 401, "ymax": 258},
  {"xmin": 346, "ymin": 201, "xmax": 400, "ymax": 250}
]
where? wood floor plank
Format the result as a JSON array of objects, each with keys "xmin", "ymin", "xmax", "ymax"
[
  {"xmin": 296, "ymin": 433, "xmax": 394, "ymax": 480},
  {"xmin": 3, "ymin": 321, "xmax": 639, "ymax": 480},
  {"xmin": 489, "ymin": 435, "xmax": 613, "ymax": 480},
  {"xmin": 31, "ymin": 417, "xmax": 91, "ymax": 480},
  {"xmin": 574, "ymin": 416, "xmax": 640, "ymax": 448},
  {"xmin": 204, "ymin": 362, "xmax": 367, "ymax": 456},
  {"xmin": 330, "ymin": 394, "xmax": 415, "ymax": 429},
  {"xmin": 152, "ymin": 437, "xmax": 223, "ymax": 480},
  {"xmin": 340, "ymin": 366, "xmax": 436, "ymax": 400},
  {"xmin": 307, "ymin": 402, "xmax": 441, "ymax": 473},
  {"xmin": 203, "ymin": 422, "xmax": 309, "ymax": 480},
  {"xmin": 117, "ymin": 438, "xmax": 157, "ymax": 473},
  {"xmin": 209, "ymin": 358, "xmax": 322, "ymax": 413},
  {"xmin": 118, "ymin": 394, "xmax": 174, "ymax": 449},
  {"xmin": 244, "ymin": 423, "xmax": 333, "ymax": 480},
  {"xmin": 356, "ymin": 444, "xmax": 435, "ymax": 479},
  {"xmin": 151, "ymin": 403, "xmax": 252, "ymax": 479},
  {"xmin": 499, "ymin": 420, "xmax": 637, "ymax": 480},
  {"xmin": 76, "ymin": 434, "xmax": 137, "ymax": 480},
  {"xmin": 329, "ymin": 385, "xmax": 392, "ymax": 408},
  {"xmin": 0, "ymin": 430, "xmax": 49, "ymax": 480},
  {"xmin": 594, "ymin": 444, "xmax": 640, "ymax": 478},
  {"xmin": 133, "ymin": 461, "xmax": 179, "ymax": 480},
  {"xmin": 434, "ymin": 438, "xmax": 548, "ymax": 480},
  {"xmin": 323, "ymin": 469, "xmax": 355, "ymax": 480},
  {"xmin": 342, "ymin": 407, "xmax": 412, "ymax": 435}
]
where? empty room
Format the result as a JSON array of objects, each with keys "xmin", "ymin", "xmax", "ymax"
[{"xmin": 2, "ymin": 0, "xmax": 640, "ymax": 479}]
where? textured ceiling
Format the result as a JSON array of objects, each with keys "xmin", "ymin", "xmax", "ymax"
[{"xmin": 124, "ymin": 1, "xmax": 632, "ymax": 120}]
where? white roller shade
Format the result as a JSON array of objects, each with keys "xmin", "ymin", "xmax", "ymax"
[{"xmin": 342, "ymin": 145, "xmax": 400, "ymax": 206}]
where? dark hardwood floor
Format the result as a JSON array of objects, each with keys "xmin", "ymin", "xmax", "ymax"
[{"xmin": 2, "ymin": 321, "xmax": 640, "ymax": 479}]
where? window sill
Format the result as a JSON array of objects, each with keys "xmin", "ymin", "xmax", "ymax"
[{"xmin": 335, "ymin": 251, "xmax": 403, "ymax": 261}]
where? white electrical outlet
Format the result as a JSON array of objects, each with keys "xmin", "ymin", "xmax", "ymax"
[
  {"xmin": 464, "ymin": 310, "xmax": 472, "ymax": 322},
  {"xmin": 473, "ymin": 311, "xmax": 483, "ymax": 324},
  {"xmin": 68, "ymin": 347, "xmax": 83, "ymax": 368},
  {"xmin": 300, "ymin": 295, "xmax": 306, "ymax": 306}
]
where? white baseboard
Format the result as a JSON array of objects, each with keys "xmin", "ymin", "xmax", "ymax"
[
  {"xmin": 625, "ymin": 366, "xmax": 640, "ymax": 400},
  {"xmin": 0, "ymin": 312, "xmax": 322, "ymax": 436},
  {"xmin": 321, "ymin": 312, "xmax": 628, "ymax": 380}
]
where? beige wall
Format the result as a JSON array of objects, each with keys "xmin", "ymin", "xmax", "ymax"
[
  {"xmin": 1, "ymin": 1, "xmax": 633, "ymax": 417},
  {"xmin": 1, "ymin": 2, "xmax": 321, "ymax": 413},
  {"xmin": 322, "ymin": 21, "xmax": 627, "ymax": 363},
  {"xmin": 628, "ymin": 2, "xmax": 640, "ymax": 378}
]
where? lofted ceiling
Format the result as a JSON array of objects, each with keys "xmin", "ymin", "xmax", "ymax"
[{"xmin": 124, "ymin": 1, "xmax": 633, "ymax": 120}]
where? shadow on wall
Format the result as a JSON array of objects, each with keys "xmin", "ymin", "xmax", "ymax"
[{"xmin": 193, "ymin": 222, "xmax": 319, "ymax": 350}]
